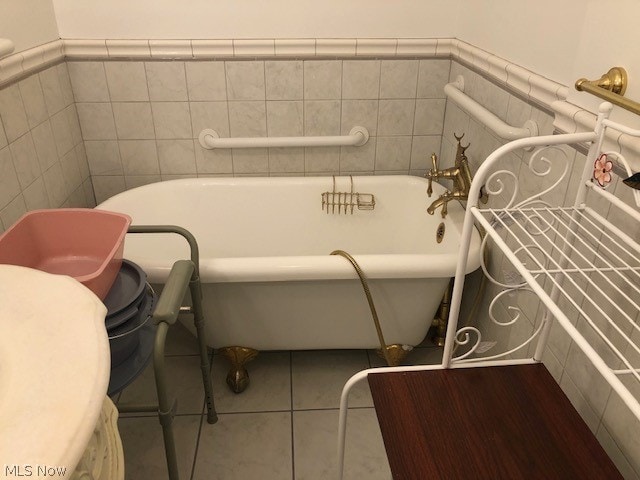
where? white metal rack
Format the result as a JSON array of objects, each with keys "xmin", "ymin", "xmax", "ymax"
[
  {"xmin": 444, "ymin": 102, "xmax": 640, "ymax": 420},
  {"xmin": 337, "ymin": 102, "xmax": 640, "ymax": 478}
]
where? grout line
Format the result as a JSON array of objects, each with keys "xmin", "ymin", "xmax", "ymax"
[
  {"xmin": 290, "ymin": 414, "xmax": 295, "ymax": 478},
  {"xmin": 119, "ymin": 411, "xmax": 205, "ymax": 419},
  {"xmin": 188, "ymin": 404, "xmax": 206, "ymax": 480},
  {"xmin": 289, "ymin": 350, "xmax": 295, "ymax": 480},
  {"xmin": 204, "ymin": 405, "xmax": 376, "ymax": 416},
  {"xmin": 210, "ymin": 408, "xmax": 293, "ymax": 416}
]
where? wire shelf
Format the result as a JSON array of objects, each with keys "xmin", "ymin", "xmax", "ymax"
[{"xmin": 472, "ymin": 198, "xmax": 640, "ymax": 389}]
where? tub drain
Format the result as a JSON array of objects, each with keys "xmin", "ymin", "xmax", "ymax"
[{"xmin": 436, "ymin": 222, "xmax": 446, "ymax": 243}]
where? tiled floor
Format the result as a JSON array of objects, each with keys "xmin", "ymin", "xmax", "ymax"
[{"xmin": 114, "ymin": 322, "xmax": 443, "ymax": 480}]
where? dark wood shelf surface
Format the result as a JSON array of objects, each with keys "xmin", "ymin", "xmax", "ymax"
[{"xmin": 368, "ymin": 364, "xmax": 621, "ymax": 479}]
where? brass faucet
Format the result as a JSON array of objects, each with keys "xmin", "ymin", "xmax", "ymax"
[{"xmin": 425, "ymin": 133, "xmax": 474, "ymax": 218}]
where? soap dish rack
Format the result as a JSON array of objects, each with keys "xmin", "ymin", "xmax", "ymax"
[{"xmin": 321, "ymin": 175, "xmax": 375, "ymax": 214}]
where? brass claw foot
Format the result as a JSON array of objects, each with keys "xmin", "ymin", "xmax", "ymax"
[
  {"xmin": 375, "ymin": 344, "xmax": 413, "ymax": 366},
  {"xmin": 218, "ymin": 346, "xmax": 259, "ymax": 394}
]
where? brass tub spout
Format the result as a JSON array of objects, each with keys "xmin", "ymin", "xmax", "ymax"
[{"xmin": 426, "ymin": 190, "xmax": 468, "ymax": 218}]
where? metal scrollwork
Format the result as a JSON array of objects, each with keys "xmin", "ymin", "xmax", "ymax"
[
  {"xmin": 515, "ymin": 146, "xmax": 570, "ymax": 210},
  {"xmin": 485, "ymin": 146, "xmax": 571, "ymax": 224},
  {"xmin": 453, "ymin": 291, "xmax": 547, "ymax": 364},
  {"xmin": 451, "ymin": 326, "xmax": 482, "ymax": 361},
  {"xmin": 489, "ymin": 290, "xmax": 523, "ymax": 326},
  {"xmin": 485, "ymin": 169, "xmax": 519, "ymax": 209},
  {"xmin": 479, "ymin": 236, "xmax": 547, "ymax": 289},
  {"xmin": 452, "ymin": 146, "xmax": 572, "ymax": 365}
]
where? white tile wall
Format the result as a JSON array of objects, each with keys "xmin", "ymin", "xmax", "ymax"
[
  {"xmin": 85, "ymin": 140, "xmax": 122, "ymax": 175},
  {"xmin": 265, "ymin": 61, "xmax": 303, "ymax": 101},
  {"xmin": 146, "ymin": 62, "xmax": 188, "ymax": 101},
  {"xmin": 186, "ymin": 62, "xmax": 227, "ymax": 101},
  {"xmin": 342, "ymin": 60, "xmax": 380, "ymax": 100},
  {"xmin": 19, "ymin": 76, "xmax": 49, "ymax": 129},
  {"xmin": 119, "ymin": 140, "xmax": 159, "ymax": 175},
  {"xmin": 380, "ymin": 60, "xmax": 419, "ymax": 99},
  {"xmin": 157, "ymin": 139, "xmax": 196, "ymax": 174},
  {"xmin": 190, "ymin": 102, "xmax": 229, "ymax": 137},
  {"xmin": 378, "ymin": 99, "xmax": 416, "ymax": 135},
  {"xmin": 104, "ymin": 62, "xmax": 149, "ymax": 102},
  {"xmin": 304, "ymin": 61, "xmax": 342, "ymax": 100},
  {"xmin": 0, "ymin": 84, "xmax": 30, "ymax": 143},
  {"xmin": 112, "ymin": 102, "xmax": 155, "ymax": 139},
  {"xmin": 228, "ymin": 63, "xmax": 266, "ymax": 101},
  {"xmin": 64, "ymin": 58, "xmax": 450, "ymax": 200},
  {"xmin": 304, "ymin": 100, "xmax": 340, "ymax": 136},
  {"xmin": 68, "ymin": 62, "xmax": 110, "ymax": 102},
  {"xmin": 151, "ymin": 102, "xmax": 192, "ymax": 139},
  {"xmin": 0, "ymin": 63, "xmax": 92, "ymax": 233},
  {"xmin": 266, "ymin": 101, "xmax": 303, "ymax": 137}
]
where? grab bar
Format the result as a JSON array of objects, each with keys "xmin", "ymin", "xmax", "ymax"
[
  {"xmin": 0, "ymin": 39, "xmax": 14, "ymax": 59},
  {"xmin": 444, "ymin": 76, "xmax": 538, "ymax": 140},
  {"xmin": 198, "ymin": 126, "xmax": 369, "ymax": 150}
]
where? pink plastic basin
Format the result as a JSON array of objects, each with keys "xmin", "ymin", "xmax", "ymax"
[{"xmin": 0, "ymin": 208, "xmax": 132, "ymax": 299}]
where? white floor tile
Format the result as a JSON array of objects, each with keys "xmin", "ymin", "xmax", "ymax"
[
  {"xmin": 211, "ymin": 351, "xmax": 291, "ymax": 413},
  {"xmin": 118, "ymin": 414, "xmax": 201, "ymax": 480},
  {"xmin": 193, "ymin": 411, "xmax": 293, "ymax": 480},
  {"xmin": 292, "ymin": 350, "xmax": 372, "ymax": 410},
  {"xmin": 118, "ymin": 355, "xmax": 208, "ymax": 416},
  {"xmin": 293, "ymin": 408, "xmax": 391, "ymax": 480}
]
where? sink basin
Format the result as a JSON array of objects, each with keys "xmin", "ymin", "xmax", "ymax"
[
  {"xmin": 0, "ymin": 208, "xmax": 131, "ymax": 299},
  {"xmin": 0, "ymin": 265, "xmax": 110, "ymax": 474}
]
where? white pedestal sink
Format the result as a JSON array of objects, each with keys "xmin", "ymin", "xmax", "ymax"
[{"xmin": 0, "ymin": 265, "xmax": 119, "ymax": 478}]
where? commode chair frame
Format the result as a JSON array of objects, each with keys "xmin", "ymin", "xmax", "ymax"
[
  {"xmin": 116, "ymin": 226, "xmax": 218, "ymax": 480},
  {"xmin": 337, "ymin": 102, "xmax": 640, "ymax": 478}
]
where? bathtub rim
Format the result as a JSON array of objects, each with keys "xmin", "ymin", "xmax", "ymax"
[{"xmin": 98, "ymin": 174, "xmax": 483, "ymax": 283}]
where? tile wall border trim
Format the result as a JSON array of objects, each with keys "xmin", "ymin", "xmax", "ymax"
[
  {"xmin": 0, "ymin": 39, "xmax": 64, "ymax": 88},
  {"xmin": 1, "ymin": 38, "xmax": 562, "ymax": 106}
]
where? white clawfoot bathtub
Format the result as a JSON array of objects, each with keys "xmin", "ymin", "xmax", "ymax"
[{"xmin": 98, "ymin": 175, "xmax": 481, "ymax": 351}]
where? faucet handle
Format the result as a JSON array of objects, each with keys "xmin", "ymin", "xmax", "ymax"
[
  {"xmin": 441, "ymin": 199, "xmax": 448, "ymax": 218},
  {"xmin": 425, "ymin": 153, "xmax": 439, "ymax": 197}
]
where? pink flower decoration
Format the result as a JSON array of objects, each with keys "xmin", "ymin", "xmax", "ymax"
[{"xmin": 593, "ymin": 153, "xmax": 613, "ymax": 187}]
